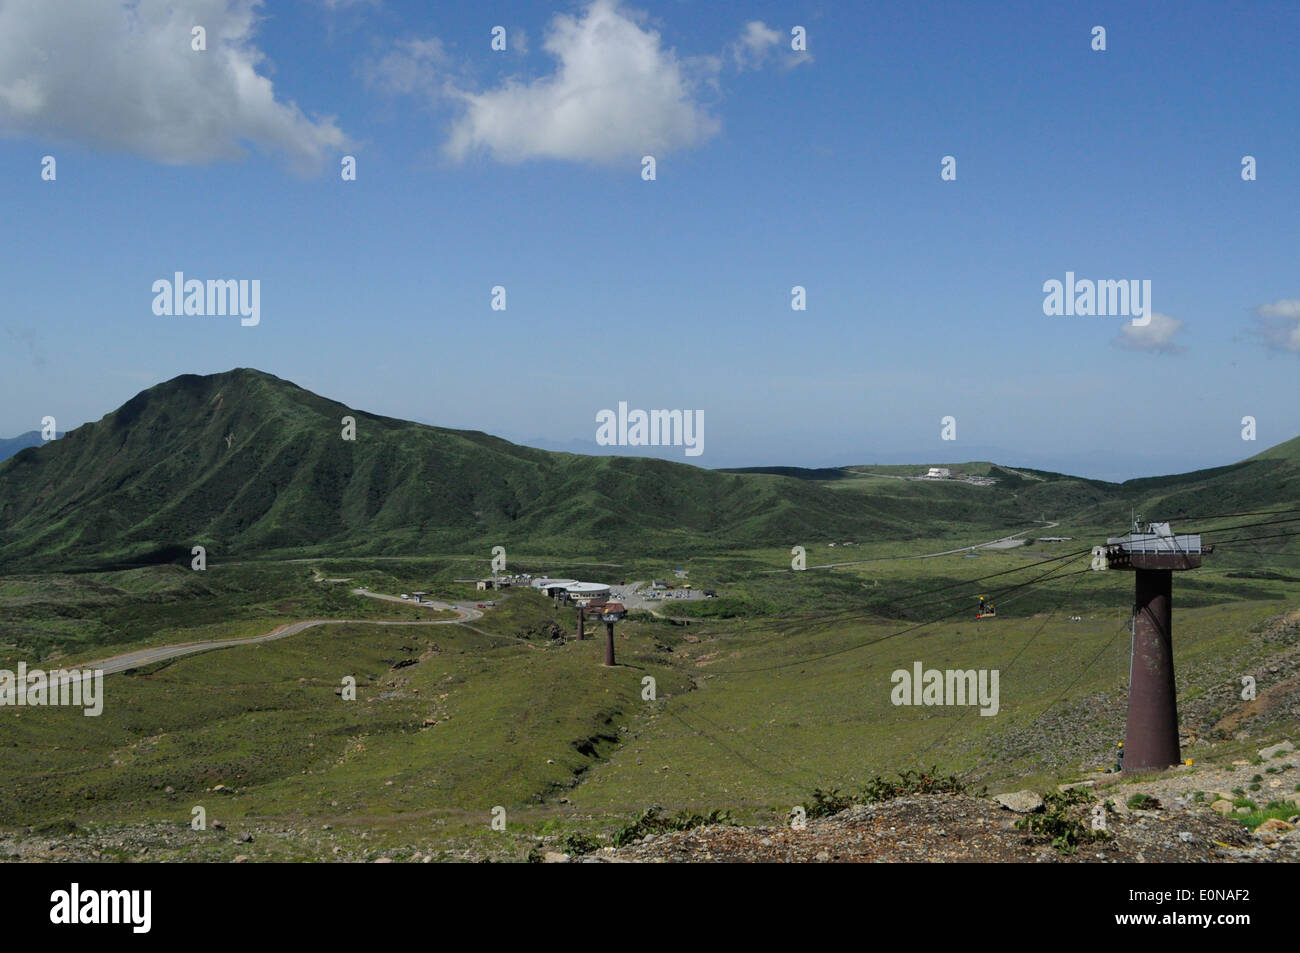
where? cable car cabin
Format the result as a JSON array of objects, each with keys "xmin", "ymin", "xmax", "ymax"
[
  {"xmin": 976, "ymin": 595, "xmax": 996, "ymax": 619},
  {"xmin": 600, "ymin": 601, "xmax": 627, "ymax": 623}
]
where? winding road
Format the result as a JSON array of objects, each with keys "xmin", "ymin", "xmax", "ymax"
[{"xmin": 84, "ymin": 589, "xmax": 483, "ymax": 677}]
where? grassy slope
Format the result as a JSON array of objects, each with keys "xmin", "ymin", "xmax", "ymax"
[
  {"xmin": 2, "ymin": 575, "xmax": 1294, "ymax": 858},
  {"xmin": 0, "ymin": 369, "xmax": 950, "ymax": 568}
]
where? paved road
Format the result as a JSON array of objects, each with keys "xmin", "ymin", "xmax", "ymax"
[{"xmin": 84, "ymin": 589, "xmax": 483, "ymax": 677}]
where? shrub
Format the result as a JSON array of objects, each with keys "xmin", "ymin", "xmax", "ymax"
[
  {"xmin": 555, "ymin": 832, "xmax": 602, "ymax": 856},
  {"xmin": 612, "ymin": 806, "xmax": 735, "ymax": 847},
  {"xmin": 1126, "ymin": 793, "xmax": 1160, "ymax": 811},
  {"xmin": 1016, "ymin": 788, "xmax": 1112, "ymax": 855},
  {"xmin": 802, "ymin": 768, "xmax": 975, "ymax": 820},
  {"xmin": 804, "ymin": 787, "xmax": 853, "ymax": 820},
  {"xmin": 859, "ymin": 767, "xmax": 973, "ymax": 803}
]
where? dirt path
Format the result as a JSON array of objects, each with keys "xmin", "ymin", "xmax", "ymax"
[{"xmin": 84, "ymin": 589, "xmax": 482, "ymax": 676}]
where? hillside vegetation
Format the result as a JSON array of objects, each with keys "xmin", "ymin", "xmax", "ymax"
[{"xmin": 2, "ymin": 369, "xmax": 1296, "ymax": 572}]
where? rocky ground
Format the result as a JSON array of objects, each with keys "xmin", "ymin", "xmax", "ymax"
[
  {"xmin": 0, "ymin": 821, "xmax": 492, "ymax": 864},
  {"xmin": 560, "ymin": 740, "xmax": 1300, "ymax": 863},
  {"xmin": 570, "ymin": 795, "xmax": 1282, "ymax": 863}
]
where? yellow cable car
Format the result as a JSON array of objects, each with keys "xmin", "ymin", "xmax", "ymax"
[{"xmin": 976, "ymin": 594, "xmax": 996, "ymax": 619}]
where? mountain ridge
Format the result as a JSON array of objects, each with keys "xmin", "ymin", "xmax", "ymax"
[{"xmin": 1, "ymin": 368, "xmax": 1295, "ymax": 570}]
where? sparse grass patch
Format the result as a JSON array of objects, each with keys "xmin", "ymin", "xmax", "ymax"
[{"xmin": 1237, "ymin": 802, "xmax": 1299, "ymax": 831}]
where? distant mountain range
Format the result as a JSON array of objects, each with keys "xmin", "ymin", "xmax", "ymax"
[
  {"xmin": 0, "ymin": 431, "xmax": 60, "ymax": 463},
  {"xmin": 0, "ymin": 369, "xmax": 1295, "ymax": 570},
  {"xmin": 502, "ymin": 434, "xmax": 1236, "ymax": 484}
]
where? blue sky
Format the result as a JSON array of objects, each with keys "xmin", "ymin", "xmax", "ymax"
[{"xmin": 1, "ymin": 0, "xmax": 1297, "ymax": 481}]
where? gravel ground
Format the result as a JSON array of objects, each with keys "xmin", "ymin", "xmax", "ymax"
[{"xmin": 573, "ymin": 790, "xmax": 1298, "ymax": 863}]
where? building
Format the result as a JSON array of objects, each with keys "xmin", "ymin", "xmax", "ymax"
[
  {"xmin": 563, "ymin": 581, "xmax": 611, "ymax": 602},
  {"xmin": 925, "ymin": 467, "xmax": 951, "ymax": 479}
]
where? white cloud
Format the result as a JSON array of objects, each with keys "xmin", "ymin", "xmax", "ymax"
[
  {"xmin": 1257, "ymin": 299, "xmax": 1300, "ymax": 319},
  {"xmin": 365, "ymin": 37, "xmax": 450, "ymax": 96},
  {"xmin": 1252, "ymin": 299, "xmax": 1300, "ymax": 353},
  {"xmin": 444, "ymin": 0, "xmax": 720, "ymax": 164},
  {"xmin": 731, "ymin": 21, "xmax": 781, "ymax": 69},
  {"xmin": 0, "ymin": 0, "xmax": 347, "ymax": 173},
  {"xmin": 728, "ymin": 20, "xmax": 810, "ymax": 71},
  {"xmin": 1112, "ymin": 312, "xmax": 1186, "ymax": 354}
]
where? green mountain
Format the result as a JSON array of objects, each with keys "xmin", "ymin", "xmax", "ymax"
[
  {"xmin": 0, "ymin": 370, "xmax": 907, "ymax": 569},
  {"xmin": 1249, "ymin": 433, "xmax": 1300, "ymax": 463},
  {"xmin": 0, "ymin": 369, "xmax": 1295, "ymax": 570}
]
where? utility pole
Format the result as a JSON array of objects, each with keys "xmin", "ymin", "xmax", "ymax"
[{"xmin": 1096, "ymin": 519, "xmax": 1209, "ymax": 772}]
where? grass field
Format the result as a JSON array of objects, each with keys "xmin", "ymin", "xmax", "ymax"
[{"xmin": 3, "ymin": 516, "xmax": 1297, "ymax": 861}]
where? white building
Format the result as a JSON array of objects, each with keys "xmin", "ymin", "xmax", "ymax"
[
  {"xmin": 925, "ymin": 467, "xmax": 951, "ymax": 479},
  {"xmin": 564, "ymin": 582, "xmax": 611, "ymax": 602}
]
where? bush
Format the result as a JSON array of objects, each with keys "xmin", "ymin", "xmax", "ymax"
[
  {"xmin": 526, "ymin": 831, "xmax": 603, "ymax": 862},
  {"xmin": 612, "ymin": 806, "xmax": 735, "ymax": 847},
  {"xmin": 861, "ymin": 767, "xmax": 973, "ymax": 803},
  {"xmin": 1016, "ymin": 789, "xmax": 1112, "ymax": 855},
  {"xmin": 1126, "ymin": 793, "xmax": 1160, "ymax": 811},
  {"xmin": 804, "ymin": 787, "xmax": 853, "ymax": 820},
  {"xmin": 556, "ymin": 832, "xmax": 602, "ymax": 856},
  {"xmin": 802, "ymin": 768, "xmax": 976, "ymax": 820}
]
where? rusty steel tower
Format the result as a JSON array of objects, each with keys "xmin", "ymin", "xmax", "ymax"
[
  {"xmin": 1099, "ymin": 519, "xmax": 1210, "ymax": 772},
  {"xmin": 600, "ymin": 602, "xmax": 626, "ymax": 667}
]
